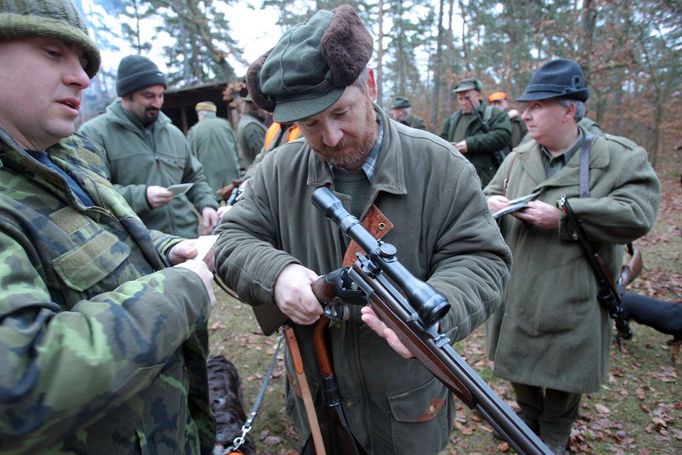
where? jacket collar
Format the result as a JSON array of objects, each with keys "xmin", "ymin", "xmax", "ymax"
[
  {"xmin": 305, "ymin": 104, "xmax": 407, "ymax": 197},
  {"xmin": 516, "ymin": 124, "xmax": 610, "ymax": 190},
  {"xmin": 107, "ymin": 99, "xmax": 171, "ymax": 135}
]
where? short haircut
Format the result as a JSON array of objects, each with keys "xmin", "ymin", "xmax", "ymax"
[{"xmin": 557, "ymin": 98, "xmax": 585, "ymax": 122}]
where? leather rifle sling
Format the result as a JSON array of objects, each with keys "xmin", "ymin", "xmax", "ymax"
[{"xmin": 283, "ymin": 326, "xmax": 327, "ymax": 455}]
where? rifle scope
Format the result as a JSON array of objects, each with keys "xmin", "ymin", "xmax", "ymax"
[{"xmin": 312, "ymin": 187, "xmax": 450, "ymax": 327}]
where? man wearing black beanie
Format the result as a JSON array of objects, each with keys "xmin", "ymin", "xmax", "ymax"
[{"xmin": 80, "ymin": 55, "xmax": 219, "ymax": 238}]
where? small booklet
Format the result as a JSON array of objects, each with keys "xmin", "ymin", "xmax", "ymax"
[
  {"xmin": 492, "ymin": 190, "xmax": 542, "ymax": 220},
  {"xmin": 167, "ymin": 183, "xmax": 193, "ymax": 197},
  {"xmin": 190, "ymin": 235, "xmax": 219, "ymax": 262}
]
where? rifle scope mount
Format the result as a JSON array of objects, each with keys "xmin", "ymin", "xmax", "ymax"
[{"xmin": 312, "ymin": 187, "xmax": 450, "ymax": 328}]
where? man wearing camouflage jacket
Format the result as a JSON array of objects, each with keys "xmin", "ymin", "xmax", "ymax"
[{"xmin": 0, "ymin": 1, "xmax": 215, "ymax": 452}]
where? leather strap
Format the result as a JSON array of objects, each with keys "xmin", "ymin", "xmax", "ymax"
[{"xmin": 579, "ymin": 133, "xmax": 593, "ymax": 198}]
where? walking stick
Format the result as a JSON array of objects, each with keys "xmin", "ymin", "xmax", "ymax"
[{"xmin": 283, "ymin": 325, "xmax": 327, "ymax": 455}]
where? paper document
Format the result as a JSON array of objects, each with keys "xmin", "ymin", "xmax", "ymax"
[
  {"xmin": 167, "ymin": 183, "xmax": 193, "ymax": 196},
  {"xmin": 492, "ymin": 190, "xmax": 542, "ymax": 219},
  {"xmin": 191, "ymin": 235, "xmax": 218, "ymax": 262}
]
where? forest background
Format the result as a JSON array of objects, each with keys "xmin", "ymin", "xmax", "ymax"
[
  {"xmin": 78, "ymin": 0, "xmax": 680, "ymax": 170},
  {"xmin": 73, "ymin": 1, "xmax": 681, "ymax": 453}
]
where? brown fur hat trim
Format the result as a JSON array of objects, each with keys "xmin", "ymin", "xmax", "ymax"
[
  {"xmin": 321, "ymin": 5, "xmax": 373, "ymax": 87},
  {"xmin": 246, "ymin": 48, "xmax": 276, "ymax": 112}
]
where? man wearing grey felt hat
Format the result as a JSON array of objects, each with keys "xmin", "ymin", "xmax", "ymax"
[
  {"xmin": 485, "ymin": 58, "xmax": 660, "ymax": 454},
  {"xmin": 214, "ymin": 4, "xmax": 511, "ymax": 454}
]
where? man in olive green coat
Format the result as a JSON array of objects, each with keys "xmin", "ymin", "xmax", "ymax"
[
  {"xmin": 0, "ymin": 1, "xmax": 215, "ymax": 452},
  {"xmin": 236, "ymin": 98, "xmax": 267, "ymax": 169},
  {"xmin": 214, "ymin": 6, "xmax": 511, "ymax": 454},
  {"xmin": 440, "ymin": 79, "xmax": 512, "ymax": 187},
  {"xmin": 79, "ymin": 56, "xmax": 219, "ymax": 238},
  {"xmin": 187, "ymin": 101, "xmax": 240, "ymax": 194},
  {"xmin": 389, "ymin": 96, "xmax": 426, "ymax": 130},
  {"xmin": 485, "ymin": 59, "xmax": 660, "ymax": 454}
]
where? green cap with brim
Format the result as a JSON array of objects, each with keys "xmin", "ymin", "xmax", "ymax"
[
  {"xmin": 247, "ymin": 5, "xmax": 373, "ymax": 123},
  {"xmin": 391, "ymin": 96, "xmax": 411, "ymax": 109},
  {"xmin": 0, "ymin": 2, "xmax": 101, "ymax": 79}
]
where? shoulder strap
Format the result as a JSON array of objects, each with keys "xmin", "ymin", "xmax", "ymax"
[{"xmin": 579, "ymin": 134, "xmax": 593, "ymax": 198}]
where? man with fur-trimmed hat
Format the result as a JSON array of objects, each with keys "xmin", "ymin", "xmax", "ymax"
[
  {"xmin": 214, "ymin": 5, "xmax": 511, "ymax": 454},
  {"xmin": 79, "ymin": 55, "xmax": 219, "ymax": 238},
  {"xmin": 389, "ymin": 96, "xmax": 426, "ymax": 130},
  {"xmin": 187, "ymin": 101, "xmax": 240, "ymax": 194},
  {"xmin": 485, "ymin": 58, "xmax": 660, "ymax": 454},
  {"xmin": 439, "ymin": 78, "xmax": 512, "ymax": 187},
  {"xmin": 0, "ymin": 0, "xmax": 216, "ymax": 452}
]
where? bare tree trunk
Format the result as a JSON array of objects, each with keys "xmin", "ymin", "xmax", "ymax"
[
  {"xmin": 430, "ymin": 0, "xmax": 446, "ymax": 126},
  {"xmin": 376, "ymin": 0, "xmax": 385, "ymax": 105}
]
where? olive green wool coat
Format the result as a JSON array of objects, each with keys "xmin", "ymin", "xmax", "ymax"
[
  {"xmin": 215, "ymin": 106, "xmax": 512, "ymax": 454},
  {"xmin": 0, "ymin": 130, "xmax": 214, "ymax": 453},
  {"xmin": 187, "ymin": 115, "xmax": 240, "ymax": 193},
  {"xmin": 484, "ymin": 129, "xmax": 660, "ymax": 393},
  {"xmin": 79, "ymin": 100, "xmax": 218, "ymax": 238},
  {"xmin": 439, "ymin": 101, "xmax": 512, "ymax": 187}
]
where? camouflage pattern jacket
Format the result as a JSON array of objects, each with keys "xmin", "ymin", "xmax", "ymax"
[{"xmin": 0, "ymin": 129, "xmax": 214, "ymax": 453}]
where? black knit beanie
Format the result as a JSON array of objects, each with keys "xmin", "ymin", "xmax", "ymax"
[
  {"xmin": 116, "ymin": 55, "xmax": 167, "ymax": 97},
  {"xmin": 0, "ymin": 0, "xmax": 101, "ymax": 78}
]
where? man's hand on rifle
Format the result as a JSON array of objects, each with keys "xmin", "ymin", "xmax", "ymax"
[
  {"xmin": 274, "ymin": 264, "xmax": 323, "ymax": 325},
  {"xmin": 361, "ymin": 306, "xmax": 414, "ymax": 359}
]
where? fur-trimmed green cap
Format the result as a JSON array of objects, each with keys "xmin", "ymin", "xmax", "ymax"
[
  {"xmin": 0, "ymin": 0, "xmax": 101, "ymax": 78},
  {"xmin": 246, "ymin": 5, "xmax": 373, "ymax": 123}
]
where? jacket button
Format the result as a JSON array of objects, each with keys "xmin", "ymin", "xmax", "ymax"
[{"xmin": 377, "ymin": 222, "xmax": 386, "ymax": 231}]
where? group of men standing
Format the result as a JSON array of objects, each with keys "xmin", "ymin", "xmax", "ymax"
[{"xmin": 0, "ymin": 3, "xmax": 662, "ymax": 455}]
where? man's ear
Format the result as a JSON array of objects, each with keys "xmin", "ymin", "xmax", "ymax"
[{"xmin": 366, "ymin": 68, "xmax": 377, "ymax": 101}]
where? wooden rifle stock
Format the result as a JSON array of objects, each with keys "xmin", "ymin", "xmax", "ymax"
[{"xmin": 619, "ymin": 243, "xmax": 642, "ymax": 290}]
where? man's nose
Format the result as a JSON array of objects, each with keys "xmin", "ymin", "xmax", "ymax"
[
  {"xmin": 321, "ymin": 121, "xmax": 343, "ymax": 147},
  {"xmin": 64, "ymin": 56, "xmax": 90, "ymax": 89}
]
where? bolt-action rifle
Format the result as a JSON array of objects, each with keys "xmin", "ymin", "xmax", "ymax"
[
  {"xmin": 310, "ymin": 187, "xmax": 551, "ymax": 455},
  {"xmin": 560, "ymin": 196, "xmax": 634, "ymax": 340}
]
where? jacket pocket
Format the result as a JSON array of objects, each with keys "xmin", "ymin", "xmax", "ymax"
[
  {"xmin": 52, "ymin": 230, "xmax": 130, "ymax": 291},
  {"xmin": 388, "ymin": 376, "xmax": 452, "ymax": 453}
]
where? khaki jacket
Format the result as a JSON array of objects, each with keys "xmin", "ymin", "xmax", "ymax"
[
  {"xmin": 485, "ymin": 129, "xmax": 660, "ymax": 393},
  {"xmin": 79, "ymin": 100, "xmax": 218, "ymax": 238},
  {"xmin": 215, "ymin": 106, "xmax": 511, "ymax": 454},
  {"xmin": 187, "ymin": 115, "xmax": 240, "ymax": 193}
]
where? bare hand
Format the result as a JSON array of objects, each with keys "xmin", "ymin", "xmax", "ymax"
[
  {"xmin": 175, "ymin": 259, "xmax": 216, "ymax": 307},
  {"xmin": 199, "ymin": 207, "xmax": 219, "ymax": 235},
  {"xmin": 487, "ymin": 195, "xmax": 510, "ymax": 214},
  {"xmin": 513, "ymin": 200, "xmax": 561, "ymax": 229},
  {"xmin": 168, "ymin": 239, "xmax": 215, "ymax": 269},
  {"xmin": 146, "ymin": 185, "xmax": 174, "ymax": 208},
  {"xmin": 273, "ymin": 264, "xmax": 323, "ymax": 325},
  {"xmin": 455, "ymin": 140, "xmax": 468, "ymax": 154},
  {"xmin": 361, "ymin": 306, "xmax": 414, "ymax": 359},
  {"xmin": 217, "ymin": 205, "xmax": 232, "ymax": 219}
]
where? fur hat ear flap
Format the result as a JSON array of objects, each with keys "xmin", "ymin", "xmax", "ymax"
[
  {"xmin": 320, "ymin": 5, "xmax": 373, "ymax": 87},
  {"xmin": 246, "ymin": 48, "xmax": 276, "ymax": 112}
]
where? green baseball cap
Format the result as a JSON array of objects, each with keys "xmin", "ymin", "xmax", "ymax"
[{"xmin": 246, "ymin": 5, "xmax": 373, "ymax": 123}]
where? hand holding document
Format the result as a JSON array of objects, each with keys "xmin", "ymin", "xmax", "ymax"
[
  {"xmin": 166, "ymin": 183, "xmax": 193, "ymax": 197},
  {"xmin": 190, "ymin": 235, "xmax": 219, "ymax": 263},
  {"xmin": 492, "ymin": 190, "xmax": 542, "ymax": 219}
]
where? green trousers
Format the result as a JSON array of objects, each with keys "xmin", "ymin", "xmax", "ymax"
[{"xmin": 511, "ymin": 382, "xmax": 581, "ymax": 453}]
